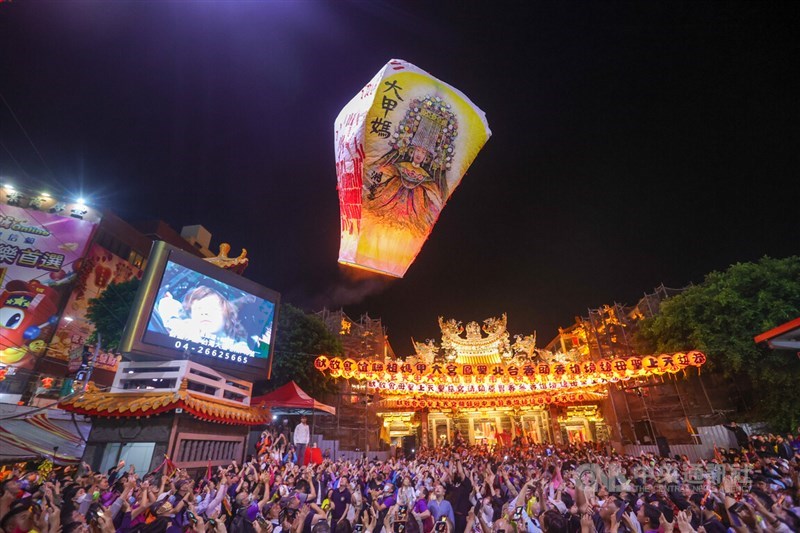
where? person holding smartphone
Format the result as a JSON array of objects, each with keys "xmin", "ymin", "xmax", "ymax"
[
  {"xmin": 426, "ymin": 484, "xmax": 453, "ymax": 533},
  {"xmin": 412, "ymin": 488, "xmax": 433, "ymax": 533}
]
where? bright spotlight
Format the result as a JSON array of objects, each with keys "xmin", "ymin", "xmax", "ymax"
[
  {"xmin": 76, "ymin": 197, "xmax": 86, "ymax": 205},
  {"xmin": 4, "ymin": 184, "xmax": 14, "ymax": 191}
]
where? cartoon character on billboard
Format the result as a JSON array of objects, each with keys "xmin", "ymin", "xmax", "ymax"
[{"xmin": 0, "ymin": 279, "xmax": 60, "ymax": 365}]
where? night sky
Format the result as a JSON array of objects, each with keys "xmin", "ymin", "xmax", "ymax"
[{"xmin": 1, "ymin": 1, "xmax": 797, "ymax": 356}]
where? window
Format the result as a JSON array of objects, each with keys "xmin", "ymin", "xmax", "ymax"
[{"xmin": 99, "ymin": 442, "xmax": 155, "ymax": 475}]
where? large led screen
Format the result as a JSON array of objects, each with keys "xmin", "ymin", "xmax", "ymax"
[
  {"xmin": 143, "ymin": 260, "xmax": 275, "ymax": 365},
  {"xmin": 120, "ymin": 241, "xmax": 280, "ymax": 380}
]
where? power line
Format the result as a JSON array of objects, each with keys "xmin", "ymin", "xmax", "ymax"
[
  {"xmin": 0, "ymin": 93, "xmax": 57, "ymax": 181},
  {"xmin": 0, "ymin": 139, "xmax": 33, "ymax": 178}
]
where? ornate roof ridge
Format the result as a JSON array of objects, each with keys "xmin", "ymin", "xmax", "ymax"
[{"xmin": 59, "ymin": 384, "xmax": 269, "ymax": 426}]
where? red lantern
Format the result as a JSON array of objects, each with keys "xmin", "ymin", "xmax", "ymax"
[
  {"xmin": 688, "ymin": 351, "xmax": 707, "ymax": 367},
  {"xmin": 41, "ymin": 377, "xmax": 54, "ymax": 389},
  {"xmin": 674, "ymin": 353, "xmax": 690, "ymax": 368},
  {"xmin": 314, "ymin": 355, "xmax": 330, "ymax": 371},
  {"xmin": 0, "ymin": 368, "xmax": 7, "ymax": 381},
  {"xmin": 659, "ymin": 354, "xmax": 677, "ymax": 372},
  {"xmin": 642, "ymin": 356, "xmax": 660, "ymax": 372}
]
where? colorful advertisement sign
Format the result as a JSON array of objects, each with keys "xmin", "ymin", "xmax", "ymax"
[
  {"xmin": 335, "ymin": 59, "xmax": 491, "ymax": 277},
  {"xmin": 0, "ymin": 204, "xmax": 97, "ymax": 368},
  {"xmin": 47, "ymin": 243, "xmax": 142, "ymax": 371}
]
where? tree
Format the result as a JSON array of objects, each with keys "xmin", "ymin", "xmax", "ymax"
[
  {"xmin": 85, "ymin": 278, "xmax": 140, "ymax": 351},
  {"xmin": 635, "ymin": 256, "xmax": 800, "ymax": 431},
  {"xmin": 263, "ymin": 303, "xmax": 342, "ymax": 398}
]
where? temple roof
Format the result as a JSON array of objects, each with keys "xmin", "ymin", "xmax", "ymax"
[
  {"xmin": 59, "ymin": 382, "xmax": 270, "ymax": 426},
  {"xmin": 204, "ymin": 243, "xmax": 249, "ymax": 274},
  {"xmin": 414, "ymin": 314, "xmax": 516, "ymax": 365}
]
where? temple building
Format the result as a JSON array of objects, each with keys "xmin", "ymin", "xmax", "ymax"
[{"xmin": 314, "ymin": 310, "xmax": 707, "ymax": 452}]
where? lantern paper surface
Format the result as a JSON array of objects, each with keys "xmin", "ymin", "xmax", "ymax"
[{"xmin": 335, "ymin": 59, "xmax": 491, "ymax": 277}]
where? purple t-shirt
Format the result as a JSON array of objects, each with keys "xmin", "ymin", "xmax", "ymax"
[
  {"xmin": 414, "ymin": 499, "xmax": 433, "ymax": 532},
  {"xmin": 379, "ymin": 493, "xmax": 397, "ymax": 509},
  {"xmin": 413, "ymin": 500, "xmax": 428, "ymax": 514}
]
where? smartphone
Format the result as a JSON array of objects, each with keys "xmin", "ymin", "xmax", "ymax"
[
  {"xmin": 728, "ymin": 501, "xmax": 746, "ymax": 514},
  {"xmin": 257, "ymin": 516, "xmax": 269, "ymax": 527},
  {"xmin": 355, "ymin": 525, "xmax": 364, "ymax": 533},
  {"xmin": 398, "ymin": 505, "xmax": 408, "ymax": 521},
  {"xmin": 616, "ymin": 502, "xmax": 627, "ymax": 520},
  {"xmin": 187, "ymin": 511, "xmax": 198, "ymax": 524},
  {"xmin": 434, "ymin": 518, "xmax": 447, "ymax": 532},
  {"xmin": 512, "ymin": 506, "xmax": 522, "ymax": 521},
  {"xmin": 393, "ymin": 522, "xmax": 407, "ymax": 533}
]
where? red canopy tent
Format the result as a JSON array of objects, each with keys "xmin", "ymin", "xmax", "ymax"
[{"xmin": 250, "ymin": 381, "xmax": 336, "ymax": 416}]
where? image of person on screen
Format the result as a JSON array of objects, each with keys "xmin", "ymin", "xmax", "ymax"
[{"xmin": 156, "ymin": 285, "xmax": 253, "ymax": 355}]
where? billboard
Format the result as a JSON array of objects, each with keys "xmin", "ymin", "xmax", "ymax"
[
  {"xmin": 47, "ymin": 243, "xmax": 142, "ymax": 370},
  {"xmin": 120, "ymin": 241, "xmax": 280, "ymax": 380},
  {"xmin": 0, "ymin": 204, "xmax": 97, "ymax": 368}
]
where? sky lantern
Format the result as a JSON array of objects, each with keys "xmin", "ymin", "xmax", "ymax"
[{"xmin": 335, "ymin": 59, "xmax": 491, "ymax": 278}]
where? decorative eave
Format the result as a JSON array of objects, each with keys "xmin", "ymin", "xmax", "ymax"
[
  {"xmin": 754, "ymin": 317, "xmax": 800, "ymax": 351},
  {"xmin": 59, "ymin": 382, "xmax": 270, "ymax": 426},
  {"xmin": 204, "ymin": 243, "xmax": 249, "ymax": 274},
  {"xmin": 315, "ymin": 350, "xmax": 708, "ymax": 397},
  {"xmin": 375, "ymin": 389, "xmax": 608, "ymax": 412}
]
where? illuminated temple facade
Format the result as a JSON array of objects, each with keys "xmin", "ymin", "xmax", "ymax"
[
  {"xmin": 397, "ymin": 314, "xmax": 609, "ymax": 448},
  {"xmin": 315, "ymin": 302, "xmax": 709, "ymax": 451}
]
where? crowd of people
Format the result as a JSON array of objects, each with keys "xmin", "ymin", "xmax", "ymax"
[{"xmin": 1, "ymin": 427, "xmax": 798, "ymax": 533}]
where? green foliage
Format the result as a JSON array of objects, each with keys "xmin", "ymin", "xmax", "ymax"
[
  {"xmin": 85, "ymin": 278, "xmax": 141, "ymax": 351},
  {"xmin": 266, "ymin": 303, "xmax": 342, "ymax": 397},
  {"xmin": 635, "ymin": 256, "xmax": 800, "ymax": 431}
]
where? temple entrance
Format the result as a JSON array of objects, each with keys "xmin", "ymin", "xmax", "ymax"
[
  {"xmin": 472, "ymin": 419, "xmax": 498, "ymax": 446},
  {"xmin": 566, "ymin": 426, "xmax": 587, "ymax": 443},
  {"xmin": 519, "ymin": 409, "xmax": 550, "ymax": 444},
  {"xmin": 558, "ymin": 405, "xmax": 605, "ymax": 444}
]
